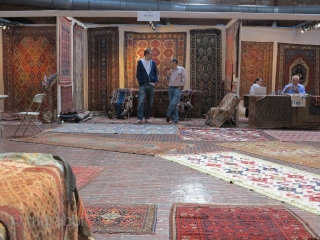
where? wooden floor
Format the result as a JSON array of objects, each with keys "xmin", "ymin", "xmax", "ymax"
[{"xmin": 1, "ymin": 117, "xmax": 320, "ymax": 240}]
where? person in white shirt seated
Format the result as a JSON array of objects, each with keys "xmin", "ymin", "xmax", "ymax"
[
  {"xmin": 249, "ymin": 77, "xmax": 263, "ymax": 95},
  {"xmin": 282, "ymin": 75, "xmax": 306, "ymax": 94},
  {"xmin": 245, "ymin": 78, "xmax": 263, "ymax": 118}
]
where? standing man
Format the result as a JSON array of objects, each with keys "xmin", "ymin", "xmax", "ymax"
[
  {"xmin": 166, "ymin": 58, "xmax": 187, "ymax": 124},
  {"xmin": 136, "ymin": 49, "xmax": 158, "ymax": 123},
  {"xmin": 282, "ymin": 75, "xmax": 306, "ymax": 94}
]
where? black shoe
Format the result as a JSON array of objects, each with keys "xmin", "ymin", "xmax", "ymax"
[{"xmin": 166, "ymin": 117, "xmax": 170, "ymax": 123}]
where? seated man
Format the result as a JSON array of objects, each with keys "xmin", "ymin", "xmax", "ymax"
[{"xmin": 282, "ymin": 75, "xmax": 306, "ymax": 94}]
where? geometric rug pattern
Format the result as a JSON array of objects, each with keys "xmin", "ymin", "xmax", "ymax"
[
  {"xmin": 240, "ymin": 41, "xmax": 273, "ymax": 97},
  {"xmin": 170, "ymin": 203, "xmax": 319, "ymax": 240},
  {"xmin": 216, "ymin": 141, "xmax": 320, "ymax": 169},
  {"xmin": 86, "ymin": 204, "xmax": 157, "ymax": 234},
  {"xmin": 190, "ymin": 28, "xmax": 223, "ymax": 112},
  {"xmin": 124, "ymin": 32, "xmax": 187, "ymax": 89},
  {"xmin": 160, "ymin": 152, "xmax": 320, "ymax": 215},
  {"xmin": 87, "ymin": 27, "xmax": 119, "ymax": 112},
  {"xmin": 11, "ymin": 133, "xmax": 190, "ymax": 156},
  {"xmin": 59, "ymin": 17, "xmax": 72, "ymax": 86},
  {"xmin": 263, "ymin": 130, "xmax": 320, "ymax": 142},
  {"xmin": 276, "ymin": 42, "xmax": 320, "ymax": 95},
  {"xmin": 71, "ymin": 165, "xmax": 106, "ymax": 190},
  {"xmin": 51, "ymin": 123, "xmax": 177, "ymax": 134},
  {"xmin": 179, "ymin": 127, "xmax": 267, "ymax": 141},
  {"xmin": 2, "ymin": 26, "xmax": 57, "ymax": 112},
  {"xmin": 87, "ymin": 116, "xmax": 206, "ymax": 126},
  {"xmin": 73, "ymin": 23, "xmax": 85, "ymax": 111}
]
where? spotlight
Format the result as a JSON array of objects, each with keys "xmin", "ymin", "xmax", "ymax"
[{"xmin": 148, "ymin": 21, "xmax": 156, "ymax": 31}]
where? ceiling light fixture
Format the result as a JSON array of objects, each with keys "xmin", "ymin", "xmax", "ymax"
[{"xmin": 149, "ymin": 21, "xmax": 156, "ymax": 31}]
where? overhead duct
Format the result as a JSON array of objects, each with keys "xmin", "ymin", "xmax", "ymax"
[{"xmin": 1, "ymin": 0, "xmax": 320, "ymax": 14}]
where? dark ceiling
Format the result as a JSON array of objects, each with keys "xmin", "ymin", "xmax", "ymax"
[{"xmin": 0, "ymin": 2, "xmax": 313, "ymax": 28}]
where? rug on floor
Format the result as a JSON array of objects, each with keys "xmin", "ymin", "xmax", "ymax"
[
  {"xmin": 72, "ymin": 166, "xmax": 106, "ymax": 190},
  {"xmin": 263, "ymin": 130, "xmax": 320, "ymax": 142},
  {"xmin": 50, "ymin": 123, "xmax": 177, "ymax": 134},
  {"xmin": 179, "ymin": 127, "xmax": 267, "ymax": 141},
  {"xmin": 159, "ymin": 152, "xmax": 320, "ymax": 215},
  {"xmin": 86, "ymin": 204, "xmax": 157, "ymax": 234},
  {"xmin": 216, "ymin": 141, "xmax": 320, "ymax": 169},
  {"xmin": 11, "ymin": 133, "xmax": 190, "ymax": 156},
  {"xmin": 87, "ymin": 116, "xmax": 206, "ymax": 126},
  {"xmin": 170, "ymin": 203, "xmax": 319, "ymax": 240}
]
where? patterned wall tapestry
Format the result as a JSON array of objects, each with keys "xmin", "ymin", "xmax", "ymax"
[
  {"xmin": 88, "ymin": 27, "xmax": 119, "ymax": 112},
  {"xmin": 60, "ymin": 85, "xmax": 73, "ymax": 113},
  {"xmin": 225, "ymin": 19, "xmax": 241, "ymax": 92},
  {"xmin": 240, "ymin": 42, "xmax": 273, "ymax": 98},
  {"xmin": 2, "ymin": 26, "xmax": 57, "ymax": 112},
  {"xmin": 73, "ymin": 23, "xmax": 85, "ymax": 111},
  {"xmin": 276, "ymin": 43, "xmax": 320, "ymax": 95},
  {"xmin": 59, "ymin": 17, "xmax": 72, "ymax": 86},
  {"xmin": 124, "ymin": 32, "xmax": 187, "ymax": 89},
  {"xmin": 190, "ymin": 28, "xmax": 222, "ymax": 113}
]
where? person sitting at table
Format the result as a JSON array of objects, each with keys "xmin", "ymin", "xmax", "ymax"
[
  {"xmin": 282, "ymin": 75, "xmax": 306, "ymax": 94},
  {"xmin": 249, "ymin": 77, "xmax": 263, "ymax": 95},
  {"xmin": 246, "ymin": 77, "xmax": 263, "ymax": 117}
]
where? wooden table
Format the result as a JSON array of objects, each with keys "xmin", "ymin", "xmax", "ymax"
[{"xmin": 0, "ymin": 95, "xmax": 9, "ymax": 137}]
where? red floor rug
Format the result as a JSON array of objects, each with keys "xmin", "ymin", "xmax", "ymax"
[
  {"xmin": 263, "ymin": 130, "xmax": 320, "ymax": 142},
  {"xmin": 179, "ymin": 127, "xmax": 267, "ymax": 141},
  {"xmin": 170, "ymin": 203, "xmax": 319, "ymax": 240},
  {"xmin": 72, "ymin": 166, "xmax": 106, "ymax": 190},
  {"xmin": 11, "ymin": 133, "xmax": 190, "ymax": 156},
  {"xmin": 86, "ymin": 204, "xmax": 157, "ymax": 234}
]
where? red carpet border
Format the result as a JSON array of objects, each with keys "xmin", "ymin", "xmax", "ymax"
[
  {"xmin": 170, "ymin": 203, "xmax": 319, "ymax": 240},
  {"xmin": 11, "ymin": 133, "xmax": 191, "ymax": 156},
  {"xmin": 72, "ymin": 165, "xmax": 106, "ymax": 190},
  {"xmin": 263, "ymin": 130, "xmax": 320, "ymax": 142},
  {"xmin": 179, "ymin": 127, "xmax": 267, "ymax": 141},
  {"xmin": 86, "ymin": 204, "xmax": 157, "ymax": 234}
]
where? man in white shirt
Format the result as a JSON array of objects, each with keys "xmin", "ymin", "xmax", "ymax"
[{"xmin": 165, "ymin": 58, "xmax": 187, "ymax": 124}]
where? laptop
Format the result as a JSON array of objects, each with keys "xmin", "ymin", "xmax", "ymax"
[{"xmin": 253, "ymin": 87, "xmax": 267, "ymax": 95}]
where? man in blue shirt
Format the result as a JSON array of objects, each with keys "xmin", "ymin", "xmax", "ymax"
[
  {"xmin": 136, "ymin": 49, "xmax": 158, "ymax": 123},
  {"xmin": 282, "ymin": 75, "xmax": 306, "ymax": 94}
]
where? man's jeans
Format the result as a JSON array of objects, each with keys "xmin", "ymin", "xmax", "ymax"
[
  {"xmin": 166, "ymin": 86, "xmax": 182, "ymax": 122},
  {"xmin": 137, "ymin": 84, "xmax": 155, "ymax": 120}
]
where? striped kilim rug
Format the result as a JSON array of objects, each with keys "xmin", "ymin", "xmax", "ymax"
[
  {"xmin": 159, "ymin": 152, "xmax": 320, "ymax": 215},
  {"xmin": 179, "ymin": 127, "xmax": 267, "ymax": 141},
  {"xmin": 216, "ymin": 141, "xmax": 320, "ymax": 169},
  {"xmin": 50, "ymin": 123, "xmax": 177, "ymax": 134},
  {"xmin": 263, "ymin": 130, "xmax": 320, "ymax": 142}
]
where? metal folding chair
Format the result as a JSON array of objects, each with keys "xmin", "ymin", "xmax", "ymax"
[{"xmin": 13, "ymin": 93, "xmax": 46, "ymax": 138}]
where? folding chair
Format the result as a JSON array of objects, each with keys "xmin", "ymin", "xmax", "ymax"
[{"xmin": 13, "ymin": 93, "xmax": 46, "ymax": 138}]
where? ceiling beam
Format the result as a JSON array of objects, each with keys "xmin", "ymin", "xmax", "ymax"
[{"xmin": 0, "ymin": 10, "xmax": 320, "ymax": 21}]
